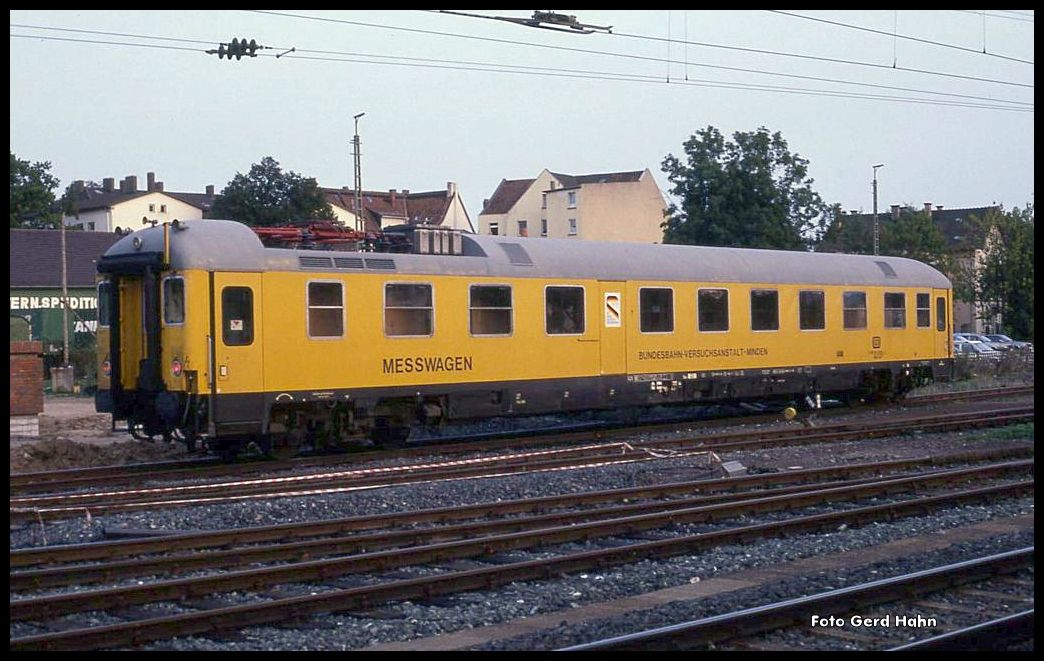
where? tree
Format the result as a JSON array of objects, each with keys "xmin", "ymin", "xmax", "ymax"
[
  {"xmin": 976, "ymin": 204, "xmax": 1034, "ymax": 340},
  {"xmin": 660, "ymin": 126, "xmax": 830, "ymax": 250},
  {"xmin": 818, "ymin": 205, "xmax": 953, "ymax": 272},
  {"xmin": 10, "ymin": 151, "xmax": 62, "ymax": 228},
  {"xmin": 211, "ymin": 156, "xmax": 336, "ymax": 227}
]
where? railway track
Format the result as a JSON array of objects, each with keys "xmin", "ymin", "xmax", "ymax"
[
  {"xmin": 10, "ymin": 464, "xmax": 1032, "ymax": 650},
  {"xmin": 10, "ymin": 384, "xmax": 1032, "ymax": 496},
  {"xmin": 9, "ymin": 404, "xmax": 1034, "ymax": 523},
  {"xmin": 10, "ymin": 447, "xmax": 1032, "ymax": 586},
  {"xmin": 562, "ymin": 547, "xmax": 1034, "ymax": 651}
]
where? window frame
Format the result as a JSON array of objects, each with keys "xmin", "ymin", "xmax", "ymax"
[
  {"xmin": 383, "ymin": 282, "xmax": 435, "ymax": 338},
  {"xmin": 221, "ymin": 286, "xmax": 254, "ymax": 346},
  {"xmin": 842, "ymin": 290, "xmax": 868, "ymax": 330},
  {"xmin": 488, "ymin": 221, "xmax": 499, "ymax": 236},
  {"xmin": 306, "ymin": 279, "xmax": 345, "ymax": 340},
  {"xmin": 884, "ymin": 291, "xmax": 907, "ymax": 329},
  {"xmin": 638, "ymin": 286, "xmax": 675, "ymax": 334},
  {"xmin": 468, "ymin": 283, "xmax": 514, "ymax": 337},
  {"xmin": 97, "ymin": 281, "xmax": 111, "ymax": 328},
  {"xmin": 567, "ymin": 218, "xmax": 577, "ymax": 236},
  {"xmin": 750, "ymin": 288, "xmax": 779, "ymax": 332},
  {"xmin": 567, "ymin": 190, "xmax": 577, "ymax": 208},
  {"xmin": 697, "ymin": 287, "xmax": 730, "ymax": 333},
  {"xmin": 936, "ymin": 296, "xmax": 947, "ymax": 332},
  {"xmin": 798, "ymin": 289, "xmax": 826, "ymax": 332},
  {"xmin": 916, "ymin": 292, "xmax": 931, "ymax": 329},
  {"xmin": 544, "ymin": 284, "xmax": 586, "ymax": 336},
  {"xmin": 161, "ymin": 275, "xmax": 186, "ymax": 327}
]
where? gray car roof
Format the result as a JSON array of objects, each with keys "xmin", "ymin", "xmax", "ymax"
[{"xmin": 104, "ymin": 219, "xmax": 952, "ymax": 289}]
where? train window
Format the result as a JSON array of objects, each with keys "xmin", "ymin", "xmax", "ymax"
[
  {"xmin": 307, "ymin": 281, "xmax": 344, "ymax": 338},
  {"xmin": 884, "ymin": 292, "xmax": 906, "ymax": 329},
  {"xmin": 97, "ymin": 282, "xmax": 111, "ymax": 328},
  {"xmin": 162, "ymin": 276, "xmax": 185, "ymax": 325},
  {"xmin": 640, "ymin": 288, "xmax": 674, "ymax": 333},
  {"xmin": 750, "ymin": 289, "xmax": 779, "ymax": 331},
  {"xmin": 385, "ymin": 283, "xmax": 433, "ymax": 337},
  {"xmin": 546, "ymin": 286, "xmax": 585, "ymax": 335},
  {"xmin": 222, "ymin": 287, "xmax": 254, "ymax": 346},
  {"xmin": 470, "ymin": 285, "xmax": 512, "ymax": 336},
  {"xmin": 843, "ymin": 291, "xmax": 867, "ymax": 329},
  {"xmin": 916, "ymin": 293, "xmax": 931, "ymax": 328},
  {"xmin": 799, "ymin": 290, "xmax": 825, "ymax": 331},
  {"xmin": 698, "ymin": 289, "xmax": 729, "ymax": 332},
  {"xmin": 936, "ymin": 297, "xmax": 946, "ymax": 331}
]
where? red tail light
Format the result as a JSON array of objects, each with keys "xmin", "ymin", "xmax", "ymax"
[{"xmin": 171, "ymin": 359, "xmax": 183, "ymax": 377}]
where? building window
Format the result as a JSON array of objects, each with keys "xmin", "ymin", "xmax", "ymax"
[
  {"xmin": 517, "ymin": 220, "xmax": 528, "ymax": 237},
  {"xmin": 540, "ymin": 219, "xmax": 548, "ymax": 237},
  {"xmin": 97, "ymin": 282, "xmax": 111, "ymax": 328},
  {"xmin": 750, "ymin": 289, "xmax": 779, "ymax": 331},
  {"xmin": 470, "ymin": 285, "xmax": 512, "ymax": 336},
  {"xmin": 568, "ymin": 218, "xmax": 577, "ymax": 236},
  {"xmin": 541, "ymin": 193, "xmax": 547, "ymax": 209},
  {"xmin": 307, "ymin": 281, "xmax": 344, "ymax": 338},
  {"xmin": 489, "ymin": 221, "xmax": 499, "ymax": 236},
  {"xmin": 698, "ymin": 288, "xmax": 729, "ymax": 332},
  {"xmin": 160, "ymin": 204, "xmax": 167, "ymax": 214},
  {"xmin": 86, "ymin": 221, "xmax": 95, "ymax": 231},
  {"xmin": 567, "ymin": 191, "xmax": 577, "ymax": 208},
  {"xmin": 546, "ymin": 286, "xmax": 585, "ymax": 335},
  {"xmin": 162, "ymin": 276, "xmax": 185, "ymax": 325},
  {"xmin": 916, "ymin": 293, "xmax": 931, "ymax": 328},
  {"xmin": 385, "ymin": 283, "xmax": 433, "ymax": 336},
  {"xmin": 884, "ymin": 292, "xmax": 906, "ymax": 328},
  {"xmin": 798, "ymin": 290, "xmax": 825, "ymax": 330},
  {"xmin": 936, "ymin": 296, "xmax": 947, "ymax": 332},
  {"xmin": 222, "ymin": 287, "xmax": 254, "ymax": 346},
  {"xmin": 640, "ymin": 288, "xmax": 674, "ymax": 333},
  {"xmin": 148, "ymin": 204, "xmax": 155, "ymax": 212},
  {"xmin": 843, "ymin": 291, "xmax": 867, "ymax": 329}
]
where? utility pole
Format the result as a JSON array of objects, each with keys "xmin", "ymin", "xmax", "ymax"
[
  {"xmin": 352, "ymin": 112, "xmax": 365, "ymax": 232},
  {"xmin": 872, "ymin": 163, "xmax": 885, "ymax": 256}
]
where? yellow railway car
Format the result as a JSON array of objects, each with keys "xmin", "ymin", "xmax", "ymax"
[{"xmin": 95, "ymin": 219, "xmax": 952, "ymax": 456}]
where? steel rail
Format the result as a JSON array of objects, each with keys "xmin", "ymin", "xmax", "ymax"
[
  {"xmin": 11, "ymin": 445, "xmax": 1031, "ymax": 569},
  {"xmin": 12, "ymin": 459, "xmax": 1031, "ymax": 591},
  {"xmin": 10, "ymin": 482, "xmax": 1032, "ymax": 650},
  {"xmin": 10, "ymin": 465, "xmax": 1033, "ymax": 622},
  {"xmin": 559, "ymin": 547, "xmax": 1034, "ymax": 650}
]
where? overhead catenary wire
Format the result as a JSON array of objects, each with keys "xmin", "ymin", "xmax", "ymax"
[
  {"xmin": 401, "ymin": 9, "xmax": 1033, "ymax": 89},
  {"xmin": 11, "ymin": 21, "xmax": 1030, "ymax": 108},
  {"xmin": 9, "ymin": 31, "xmax": 1031, "ymax": 113},
  {"xmin": 769, "ymin": 10, "xmax": 1034, "ymax": 65},
  {"xmin": 10, "ymin": 13, "xmax": 1034, "ymax": 113}
]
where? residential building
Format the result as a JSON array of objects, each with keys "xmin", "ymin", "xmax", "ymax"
[
  {"xmin": 63, "ymin": 172, "xmax": 217, "ymax": 233},
  {"xmin": 322, "ymin": 182, "xmax": 474, "ymax": 233},
  {"xmin": 477, "ymin": 168, "xmax": 667, "ymax": 243}
]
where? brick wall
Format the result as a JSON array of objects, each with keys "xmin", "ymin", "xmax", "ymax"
[{"xmin": 10, "ymin": 341, "xmax": 44, "ymax": 416}]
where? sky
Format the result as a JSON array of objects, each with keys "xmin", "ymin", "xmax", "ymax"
[{"xmin": 9, "ymin": 10, "xmax": 1035, "ymax": 225}]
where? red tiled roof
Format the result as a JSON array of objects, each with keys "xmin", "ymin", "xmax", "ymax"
[
  {"xmin": 480, "ymin": 178, "xmax": 535, "ymax": 215},
  {"xmin": 322, "ymin": 188, "xmax": 454, "ymax": 232}
]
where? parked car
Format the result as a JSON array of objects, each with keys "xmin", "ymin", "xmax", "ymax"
[
  {"xmin": 985, "ymin": 334, "xmax": 1034, "ymax": 352},
  {"xmin": 956, "ymin": 333, "xmax": 1010, "ymax": 351},
  {"xmin": 954, "ymin": 340, "xmax": 1002, "ymax": 360}
]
